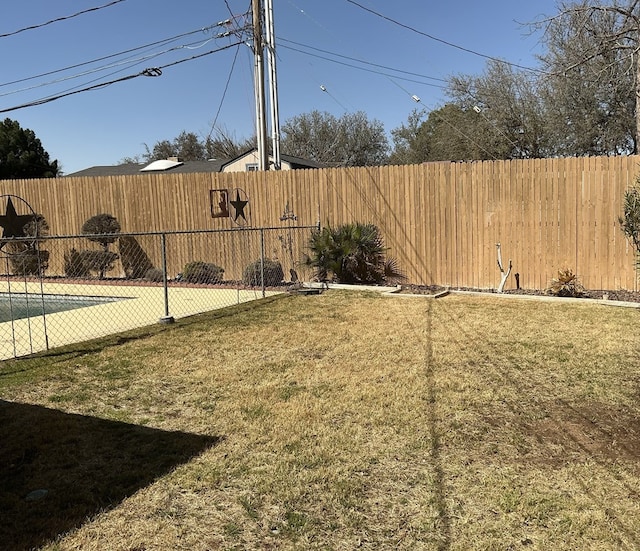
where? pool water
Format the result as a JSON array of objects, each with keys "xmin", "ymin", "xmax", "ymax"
[{"xmin": 0, "ymin": 293, "xmax": 123, "ymax": 323}]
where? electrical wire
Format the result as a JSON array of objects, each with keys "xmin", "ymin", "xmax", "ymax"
[
  {"xmin": 285, "ymin": 0, "xmax": 433, "ymax": 104},
  {"xmin": 279, "ymin": 37, "xmax": 448, "ymax": 83},
  {"xmin": 0, "ymin": 31, "xmax": 242, "ymax": 99},
  {"xmin": 207, "ymin": 44, "xmax": 242, "ymax": 141},
  {"xmin": 0, "ymin": 22, "xmax": 244, "ymax": 89},
  {"xmin": 0, "ymin": 41, "xmax": 244, "ymax": 114},
  {"xmin": 0, "ymin": 0, "xmax": 127, "ymax": 39},
  {"xmin": 343, "ymin": 0, "xmax": 547, "ymax": 75},
  {"xmin": 279, "ymin": 43, "xmax": 446, "ymax": 89}
]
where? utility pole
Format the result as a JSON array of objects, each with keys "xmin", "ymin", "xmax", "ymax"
[
  {"xmin": 264, "ymin": 0, "xmax": 281, "ymax": 169},
  {"xmin": 252, "ymin": 0, "xmax": 268, "ymax": 170}
]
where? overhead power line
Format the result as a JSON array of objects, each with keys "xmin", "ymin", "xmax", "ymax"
[
  {"xmin": 0, "ymin": 27, "xmax": 250, "ymax": 99},
  {"xmin": 0, "ymin": 20, "xmax": 247, "ymax": 90},
  {"xmin": 0, "ymin": 41, "xmax": 243, "ymax": 114},
  {"xmin": 0, "ymin": 0, "xmax": 127, "ymax": 39},
  {"xmin": 279, "ymin": 37, "xmax": 448, "ymax": 83},
  {"xmin": 343, "ymin": 0, "xmax": 546, "ymax": 75},
  {"xmin": 279, "ymin": 43, "xmax": 446, "ymax": 89},
  {"xmin": 207, "ymin": 44, "xmax": 242, "ymax": 141}
]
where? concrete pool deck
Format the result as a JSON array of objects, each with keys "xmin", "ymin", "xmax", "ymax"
[{"xmin": 0, "ymin": 281, "xmax": 280, "ymax": 360}]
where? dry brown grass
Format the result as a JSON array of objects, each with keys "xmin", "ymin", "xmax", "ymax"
[{"xmin": 1, "ymin": 291, "xmax": 640, "ymax": 550}]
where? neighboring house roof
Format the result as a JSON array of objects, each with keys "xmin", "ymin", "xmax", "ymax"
[
  {"xmin": 65, "ymin": 150, "xmax": 323, "ymax": 178},
  {"xmin": 65, "ymin": 159, "xmax": 225, "ymax": 177}
]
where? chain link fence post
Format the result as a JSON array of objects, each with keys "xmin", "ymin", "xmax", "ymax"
[
  {"xmin": 159, "ymin": 233, "xmax": 174, "ymax": 324},
  {"xmin": 260, "ymin": 228, "xmax": 266, "ymax": 298}
]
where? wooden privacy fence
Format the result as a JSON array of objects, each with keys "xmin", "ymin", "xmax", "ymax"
[{"xmin": 0, "ymin": 155, "xmax": 638, "ymax": 291}]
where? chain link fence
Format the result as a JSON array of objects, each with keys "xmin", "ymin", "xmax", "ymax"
[{"xmin": 0, "ymin": 225, "xmax": 317, "ymax": 359}]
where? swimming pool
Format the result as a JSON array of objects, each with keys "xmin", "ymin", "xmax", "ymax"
[{"xmin": 0, "ymin": 293, "xmax": 125, "ymax": 323}]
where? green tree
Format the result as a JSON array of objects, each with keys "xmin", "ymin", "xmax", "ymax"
[
  {"xmin": 0, "ymin": 118, "xmax": 59, "ymax": 179},
  {"xmin": 81, "ymin": 213, "xmax": 121, "ymax": 252},
  {"xmin": 80, "ymin": 213, "xmax": 121, "ymax": 279},
  {"xmin": 391, "ymin": 104, "xmax": 497, "ymax": 163},
  {"xmin": 281, "ymin": 110, "xmax": 389, "ymax": 166},
  {"xmin": 389, "ymin": 109, "xmax": 430, "ymax": 165}
]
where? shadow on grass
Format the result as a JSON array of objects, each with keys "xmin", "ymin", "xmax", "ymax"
[{"xmin": 0, "ymin": 400, "xmax": 220, "ymax": 550}]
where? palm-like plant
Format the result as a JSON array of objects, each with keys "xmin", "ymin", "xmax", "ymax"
[
  {"xmin": 619, "ymin": 183, "xmax": 640, "ymax": 273},
  {"xmin": 306, "ymin": 223, "xmax": 405, "ymax": 284}
]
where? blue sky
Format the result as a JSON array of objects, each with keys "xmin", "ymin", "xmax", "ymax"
[{"xmin": 1, "ymin": 1, "xmax": 559, "ymax": 174}]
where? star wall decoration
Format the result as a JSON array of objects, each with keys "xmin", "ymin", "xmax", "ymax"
[
  {"xmin": 229, "ymin": 188, "xmax": 250, "ymax": 225},
  {"xmin": 0, "ymin": 197, "xmax": 35, "ymax": 250}
]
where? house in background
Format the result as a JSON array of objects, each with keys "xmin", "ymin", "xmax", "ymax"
[
  {"xmin": 219, "ymin": 149, "xmax": 324, "ymax": 172},
  {"xmin": 65, "ymin": 148, "xmax": 324, "ymax": 178}
]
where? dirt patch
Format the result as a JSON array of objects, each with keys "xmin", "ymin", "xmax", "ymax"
[
  {"xmin": 529, "ymin": 401, "xmax": 640, "ymax": 467},
  {"xmin": 401, "ymin": 284, "xmax": 640, "ymax": 303}
]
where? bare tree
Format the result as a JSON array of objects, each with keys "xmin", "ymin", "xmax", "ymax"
[
  {"xmin": 533, "ymin": 1, "xmax": 639, "ymax": 154},
  {"xmin": 448, "ymin": 60, "xmax": 551, "ymax": 159},
  {"xmin": 204, "ymin": 126, "xmax": 256, "ymax": 160},
  {"xmin": 281, "ymin": 110, "xmax": 389, "ymax": 166}
]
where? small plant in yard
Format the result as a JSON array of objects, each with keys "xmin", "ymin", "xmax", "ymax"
[
  {"xmin": 144, "ymin": 267, "xmax": 164, "ymax": 283},
  {"xmin": 619, "ymin": 181, "xmax": 640, "ymax": 274},
  {"xmin": 243, "ymin": 258, "xmax": 284, "ymax": 286},
  {"xmin": 546, "ymin": 268, "xmax": 585, "ymax": 297},
  {"xmin": 305, "ymin": 222, "xmax": 405, "ymax": 284},
  {"xmin": 182, "ymin": 261, "xmax": 224, "ymax": 284},
  {"xmin": 64, "ymin": 248, "xmax": 119, "ymax": 279},
  {"xmin": 6, "ymin": 213, "xmax": 50, "ymax": 276}
]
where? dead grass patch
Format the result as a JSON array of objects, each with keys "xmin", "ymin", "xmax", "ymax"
[{"xmin": 1, "ymin": 291, "xmax": 639, "ymax": 549}]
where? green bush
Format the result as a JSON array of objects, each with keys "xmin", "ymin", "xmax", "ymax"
[
  {"xmin": 619, "ymin": 182, "xmax": 640, "ymax": 274},
  {"xmin": 182, "ymin": 261, "xmax": 224, "ymax": 284},
  {"xmin": 64, "ymin": 249, "xmax": 90, "ymax": 278},
  {"xmin": 5, "ymin": 213, "xmax": 50, "ymax": 276},
  {"xmin": 243, "ymin": 258, "xmax": 284, "ymax": 287},
  {"xmin": 305, "ymin": 222, "xmax": 405, "ymax": 285},
  {"xmin": 64, "ymin": 249, "xmax": 119, "ymax": 279},
  {"xmin": 8, "ymin": 249, "xmax": 49, "ymax": 276},
  {"xmin": 546, "ymin": 268, "xmax": 585, "ymax": 297},
  {"xmin": 144, "ymin": 267, "xmax": 164, "ymax": 283}
]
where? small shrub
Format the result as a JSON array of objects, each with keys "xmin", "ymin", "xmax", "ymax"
[
  {"xmin": 8, "ymin": 249, "xmax": 49, "ymax": 276},
  {"xmin": 619, "ymin": 182, "xmax": 640, "ymax": 274},
  {"xmin": 5, "ymin": 213, "xmax": 50, "ymax": 276},
  {"xmin": 144, "ymin": 267, "xmax": 165, "ymax": 283},
  {"xmin": 243, "ymin": 258, "xmax": 284, "ymax": 287},
  {"xmin": 546, "ymin": 269, "xmax": 585, "ymax": 297},
  {"xmin": 64, "ymin": 249, "xmax": 119, "ymax": 279},
  {"xmin": 305, "ymin": 222, "xmax": 405, "ymax": 284},
  {"xmin": 64, "ymin": 248, "xmax": 90, "ymax": 278},
  {"xmin": 182, "ymin": 261, "xmax": 224, "ymax": 284}
]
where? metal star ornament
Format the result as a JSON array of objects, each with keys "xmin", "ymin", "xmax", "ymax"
[
  {"xmin": 0, "ymin": 197, "xmax": 34, "ymax": 249},
  {"xmin": 229, "ymin": 188, "xmax": 250, "ymax": 225}
]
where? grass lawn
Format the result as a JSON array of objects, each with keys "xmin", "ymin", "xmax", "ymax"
[{"xmin": 1, "ymin": 290, "xmax": 639, "ymax": 550}]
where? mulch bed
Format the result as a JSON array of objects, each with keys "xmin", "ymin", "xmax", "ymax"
[{"xmin": 401, "ymin": 284, "xmax": 640, "ymax": 303}]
